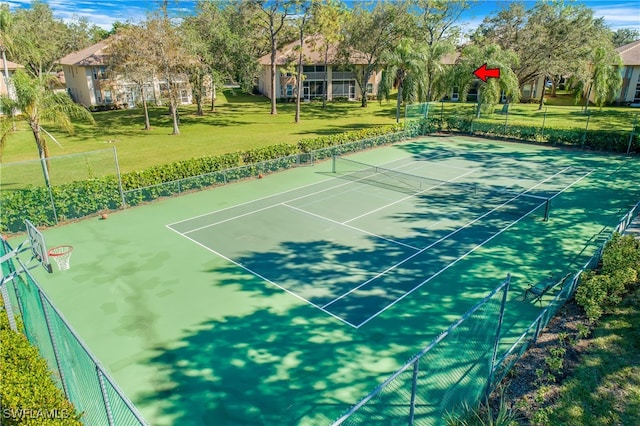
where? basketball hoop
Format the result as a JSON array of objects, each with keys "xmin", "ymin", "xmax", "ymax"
[{"xmin": 47, "ymin": 245, "xmax": 74, "ymax": 271}]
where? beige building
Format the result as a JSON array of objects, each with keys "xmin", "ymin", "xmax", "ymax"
[
  {"xmin": 0, "ymin": 58, "xmax": 23, "ymax": 96},
  {"xmin": 58, "ymin": 40, "xmax": 192, "ymax": 109},
  {"xmin": 616, "ymin": 40, "xmax": 640, "ymax": 105},
  {"xmin": 257, "ymin": 37, "xmax": 382, "ymax": 102}
]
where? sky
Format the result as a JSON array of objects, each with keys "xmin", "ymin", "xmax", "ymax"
[{"xmin": 2, "ymin": 0, "xmax": 639, "ymax": 32}]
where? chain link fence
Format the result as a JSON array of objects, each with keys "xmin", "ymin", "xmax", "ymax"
[{"xmin": 0, "ymin": 239, "xmax": 148, "ymax": 425}]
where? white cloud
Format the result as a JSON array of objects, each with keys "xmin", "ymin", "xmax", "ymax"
[{"xmin": 591, "ymin": 4, "xmax": 640, "ymax": 30}]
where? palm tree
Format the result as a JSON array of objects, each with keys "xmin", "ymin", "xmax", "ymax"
[
  {"xmin": 0, "ymin": 70, "xmax": 95, "ymax": 185},
  {"xmin": 380, "ymin": 38, "xmax": 427, "ymax": 123},
  {"xmin": 0, "ymin": 4, "xmax": 14, "ymax": 102},
  {"xmin": 575, "ymin": 46, "xmax": 622, "ymax": 113},
  {"xmin": 453, "ymin": 44, "xmax": 520, "ymax": 118}
]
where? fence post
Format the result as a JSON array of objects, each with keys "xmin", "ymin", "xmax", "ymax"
[
  {"xmin": 485, "ymin": 274, "xmax": 510, "ymax": 398},
  {"xmin": 97, "ymin": 368, "xmax": 116, "ymax": 426},
  {"xmin": 582, "ymin": 112, "xmax": 591, "ymax": 149},
  {"xmin": 542, "ymin": 107, "xmax": 548, "ymax": 143},
  {"xmin": 113, "ymin": 146, "xmax": 127, "ymax": 208},
  {"xmin": 408, "ymin": 359, "xmax": 420, "ymax": 425},
  {"xmin": 627, "ymin": 113, "xmax": 638, "ymax": 155},
  {"xmin": 40, "ymin": 156, "xmax": 59, "ymax": 224},
  {"xmin": 504, "ymin": 104, "xmax": 509, "ymax": 136}
]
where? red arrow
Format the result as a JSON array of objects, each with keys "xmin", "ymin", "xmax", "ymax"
[{"xmin": 473, "ymin": 63, "xmax": 501, "ymax": 82}]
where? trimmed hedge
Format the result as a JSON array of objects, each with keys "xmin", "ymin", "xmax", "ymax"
[
  {"xmin": 0, "ymin": 297, "xmax": 82, "ymax": 425},
  {"xmin": 0, "ymin": 124, "xmax": 419, "ymax": 233},
  {"xmin": 442, "ymin": 117, "xmax": 640, "ymax": 153},
  {"xmin": 2, "ymin": 116, "xmax": 634, "ymax": 233}
]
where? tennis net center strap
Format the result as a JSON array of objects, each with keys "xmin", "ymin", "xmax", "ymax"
[{"xmin": 332, "ymin": 156, "xmax": 551, "ymax": 220}]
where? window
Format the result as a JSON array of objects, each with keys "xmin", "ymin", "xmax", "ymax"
[
  {"xmin": 451, "ymin": 86, "xmax": 459, "ymax": 101},
  {"xmin": 104, "ymin": 90, "xmax": 112, "ymax": 103},
  {"xmin": 332, "ymin": 80, "xmax": 355, "ymax": 99},
  {"xmin": 180, "ymin": 89, "xmax": 190, "ymax": 104},
  {"xmin": 303, "ymin": 65, "xmax": 314, "ymax": 73},
  {"xmin": 366, "ymin": 83, "xmax": 373, "ymax": 94},
  {"xmin": 286, "ymin": 84, "xmax": 293, "ymax": 97}
]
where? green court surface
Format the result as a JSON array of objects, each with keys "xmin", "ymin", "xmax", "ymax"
[{"xmin": 24, "ymin": 135, "xmax": 640, "ymax": 425}]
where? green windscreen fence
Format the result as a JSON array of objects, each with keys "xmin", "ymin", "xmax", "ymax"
[
  {"xmin": 405, "ymin": 103, "xmax": 430, "ymax": 122},
  {"xmin": 0, "ymin": 239, "xmax": 148, "ymax": 425},
  {"xmin": 333, "ymin": 278, "xmax": 509, "ymax": 425}
]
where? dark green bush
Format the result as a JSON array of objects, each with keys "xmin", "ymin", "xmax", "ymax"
[
  {"xmin": 441, "ymin": 117, "xmax": 639, "ymax": 153},
  {"xmin": 0, "ymin": 297, "xmax": 82, "ymax": 425},
  {"xmin": 575, "ymin": 233, "xmax": 640, "ymax": 322}
]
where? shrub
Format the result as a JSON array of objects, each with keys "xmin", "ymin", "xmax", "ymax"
[
  {"xmin": 440, "ymin": 117, "xmax": 639, "ymax": 153},
  {"xmin": 575, "ymin": 233, "xmax": 640, "ymax": 322},
  {"xmin": 0, "ymin": 124, "xmax": 416, "ymax": 233},
  {"xmin": 0, "ymin": 297, "xmax": 82, "ymax": 425}
]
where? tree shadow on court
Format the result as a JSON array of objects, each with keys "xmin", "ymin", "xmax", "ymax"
[
  {"xmin": 134, "ymin": 234, "xmax": 526, "ymax": 426},
  {"xmin": 134, "ymin": 146, "xmax": 639, "ymax": 425}
]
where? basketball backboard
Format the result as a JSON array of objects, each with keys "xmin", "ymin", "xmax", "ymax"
[{"xmin": 25, "ymin": 220, "xmax": 53, "ymax": 273}]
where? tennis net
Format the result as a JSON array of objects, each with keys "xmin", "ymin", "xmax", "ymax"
[{"xmin": 332, "ymin": 156, "xmax": 551, "ymax": 220}]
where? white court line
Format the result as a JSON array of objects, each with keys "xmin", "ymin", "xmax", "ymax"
[
  {"xmin": 282, "ymin": 203, "xmax": 421, "ymax": 251},
  {"xmin": 353, "ymin": 201, "xmax": 548, "ymax": 328},
  {"xmin": 322, "ymin": 166, "xmax": 573, "ymax": 310},
  {"xmin": 165, "ymin": 225, "xmax": 359, "ymax": 328},
  {"xmin": 174, "ymin": 161, "xmax": 423, "ymax": 234},
  {"xmin": 167, "ymin": 156, "xmax": 413, "ymax": 228},
  {"xmin": 343, "ymin": 168, "xmax": 480, "ymax": 224}
]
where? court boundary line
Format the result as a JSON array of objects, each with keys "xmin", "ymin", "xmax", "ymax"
[
  {"xmin": 354, "ymin": 166, "xmax": 595, "ymax": 328},
  {"xmin": 322, "ymin": 166, "xmax": 572, "ymax": 311},
  {"xmin": 281, "ymin": 203, "xmax": 421, "ymax": 251},
  {"xmin": 165, "ymin": 225, "xmax": 360, "ymax": 328},
  {"xmin": 167, "ymin": 155, "xmax": 415, "ymax": 228},
  {"xmin": 343, "ymin": 168, "xmax": 480, "ymax": 224},
  {"xmin": 167, "ymin": 159, "xmax": 592, "ymax": 328}
]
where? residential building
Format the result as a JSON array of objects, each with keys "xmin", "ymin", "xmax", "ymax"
[
  {"xmin": 0, "ymin": 58, "xmax": 23, "ymax": 97},
  {"xmin": 616, "ymin": 39, "xmax": 640, "ymax": 105},
  {"xmin": 0, "ymin": 58, "xmax": 23, "ymax": 115},
  {"xmin": 58, "ymin": 40, "xmax": 193, "ymax": 109},
  {"xmin": 256, "ymin": 37, "xmax": 382, "ymax": 102}
]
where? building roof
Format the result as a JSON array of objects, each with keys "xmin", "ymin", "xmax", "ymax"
[
  {"xmin": 58, "ymin": 40, "xmax": 110, "ymax": 66},
  {"xmin": 616, "ymin": 39, "xmax": 640, "ymax": 66},
  {"xmin": 258, "ymin": 36, "xmax": 369, "ymax": 66},
  {"xmin": 0, "ymin": 58, "xmax": 24, "ymax": 70}
]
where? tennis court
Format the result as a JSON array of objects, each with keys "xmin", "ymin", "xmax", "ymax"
[
  {"xmin": 167, "ymin": 154, "xmax": 587, "ymax": 329},
  {"xmin": 24, "ymin": 135, "xmax": 640, "ymax": 425}
]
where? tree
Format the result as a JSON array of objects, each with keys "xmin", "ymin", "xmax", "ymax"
[
  {"xmin": 571, "ymin": 43, "xmax": 623, "ymax": 112},
  {"xmin": 611, "ymin": 28, "xmax": 640, "ymax": 48},
  {"xmin": 293, "ymin": 1, "xmax": 312, "ymax": 123},
  {"xmin": 0, "ymin": 71, "xmax": 94, "ymax": 182},
  {"xmin": 105, "ymin": 24, "xmax": 156, "ymax": 130},
  {"xmin": 474, "ymin": 1, "xmax": 605, "ymax": 109},
  {"xmin": 453, "ymin": 44, "xmax": 520, "ymax": 118},
  {"xmin": 247, "ymin": 0, "xmax": 298, "ymax": 115},
  {"xmin": 339, "ymin": 1, "xmax": 411, "ymax": 107},
  {"xmin": 379, "ymin": 38, "xmax": 427, "ymax": 123},
  {"xmin": 408, "ymin": 0, "xmax": 469, "ymax": 101},
  {"xmin": 0, "ymin": 4, "xmax": 14, "ymax": 100},
  {"xmin": 309, "ymin": 0, "xmax": 346, "ymax": 109},
  {"xmin": 8, "ymin": 1, "xmax": 69, "ymax": 78}
]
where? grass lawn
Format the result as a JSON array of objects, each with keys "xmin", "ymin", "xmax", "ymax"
[
  {"xmin": 435, "ymin": 92, "xmax": 639, "ymax": 132},
  {"xmin": 547, "ymin": 287, "xmax": 640, "ymax": 426},
  {"xmin": 3, "ymin": 90, "xmax": 639, "ymax": 173},
  {"xmin": 0, "ymin": 90, "xmax": 399, "ymax": 172}
]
